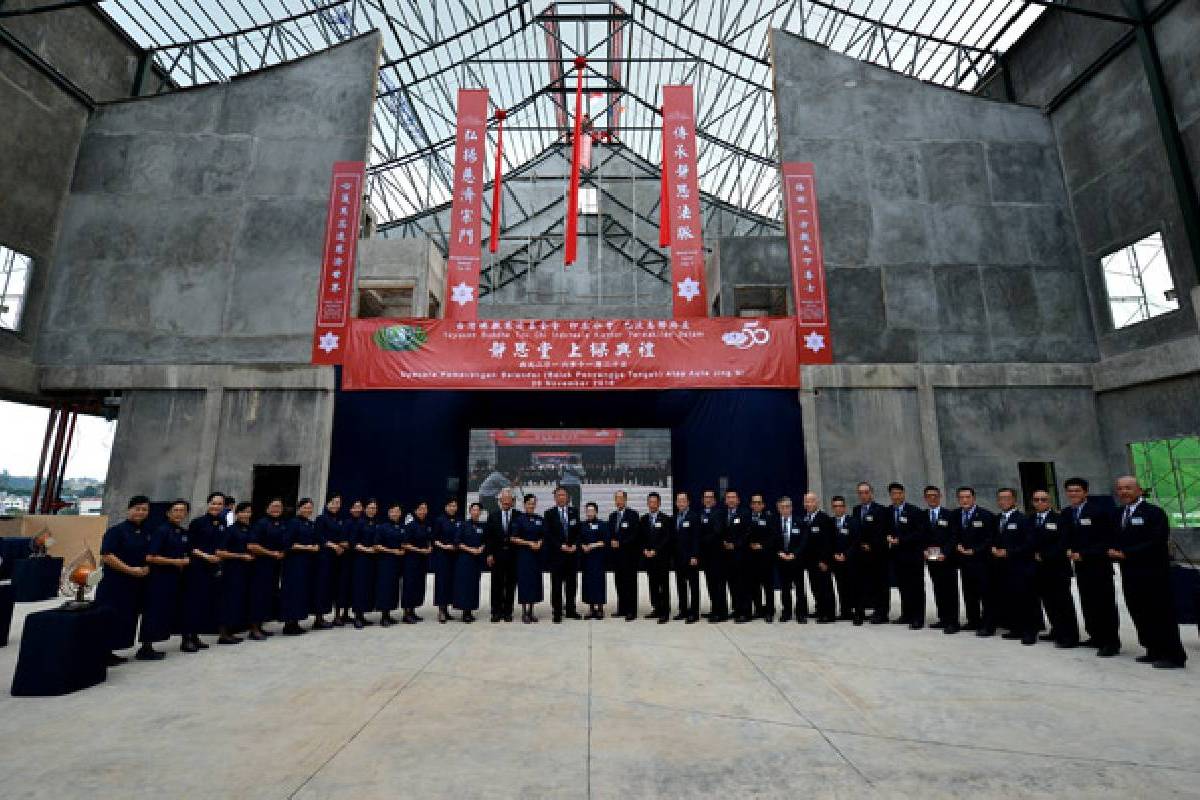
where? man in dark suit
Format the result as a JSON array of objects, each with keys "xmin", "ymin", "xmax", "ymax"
[
  {"xmin": 852, "ymin": 482, "xmax": 890, "ymax": 623},
  {"xmin": 991, "ymin": 487, "xmax": 1038, "ymax": 645},
  {"xmin": 800, "ymin": 492, "xmax": 837, "ymax": 623},
  {"xmin": 885, "ymin": 482, "xmax": 929, "ymax": 629},
  {"xmin": 1062, "ymin": 477, "xmax": 1120, "ymax": 657},
  {"xmin": 544, "ymin": 485, "xmax": 581, "ymax": 623},
  {"xmin": 923, "ymin": 485, "xmax": 959, "ymax": 633},
  {"xmin": 641, "ymin": 492, "xmax": 672, "ymax": 623},
  {"xmin": 698, "ymin": 489, "xmax": 729, "ymax": 622},
  {"xmin": 774, "ymin": 496, "xmax": 806, "ymax": 623},
  {"xmin": 952, "ymin": 486, "xmax": 996, "ymax": 634},
  {"xmin": 747, "ymin": 492, "xmax": 776, "ymax": 622},
  {"xmin": 609, "ymin": 490, "xmax": 642, "ymax": 621},
  {"xmin": 724, "ymin": 490, "xmax": 754, "ymax": 623},
  {"xmin": 483, "ymin": 487, "xmax": 520, "ymax": 623},
  {"xmin": 1108, "ymin": 476, "xmax": 1186, "ymax": 668},
  {"xmin": 830, "ymin": 496, "xmax": 863, "ymax": 624},
  {"xmin": 1030, "ymin": 489, "xmax": 1079, "ymax": 647},
  {"xmin": 672, "ymin": 491, "xmax": 701, "ymax": 623}
]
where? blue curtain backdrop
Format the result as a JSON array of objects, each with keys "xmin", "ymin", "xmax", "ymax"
[{"xmin": 328, "ymin": 387, "xmax": 806, "ymax": 510}]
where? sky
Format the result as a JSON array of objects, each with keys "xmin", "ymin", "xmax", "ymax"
[{"xmin": 0, "ymin": 400, "xmax": 115, "ymax": 480}]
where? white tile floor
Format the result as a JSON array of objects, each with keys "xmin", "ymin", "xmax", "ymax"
[{"xmin": 0, "ymin": 576, "xmax": 1197, "ymax": 799}]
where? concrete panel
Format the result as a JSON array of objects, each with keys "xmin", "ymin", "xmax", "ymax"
[{"xmin": 814, "ymin": 387, "xmax": 927, "ymax": 497}]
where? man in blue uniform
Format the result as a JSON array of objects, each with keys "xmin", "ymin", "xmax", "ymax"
[
  {"xmin": 699, "ymin": 489, "xmax": 730, "ymax": 622},
  {"xmin": 852, "ymin": 483, "xmax": 890, "ymax": 623},
  {"xmin": 724, "ymin": 490, "xmax": 754, "ymax": 623},
  {"xmin": 1030, "ymin": 489, "xmax": 1079, "ymax": 647},
  {"xmin": 1108, "ymin": 476, "xmax": 1186, "ymax": 668},
  {"xmin": 544, "ymin": 486, "xmax": 581, "ymax": 623},
  {"xmin": 991, "ymin": 487, "xmax": 1038, "ymax": 645},
  {"xmin": 96, "ymin": 495, "xmax": 152, "ymax": 666},
  {"xmin": 885, "ymin": 483, "xmax": 928, "ymax": 629},
  {"xmin": 747, "ymin": 493, "xmax": 776, "ymax": 622},
  {"xmin": 774, "ymin": 496, "xmax": 805, "ymax": 622},
  {"xmin": 609, "ymin": 490, "xmax": 642, "ymax": 621},
  {"xmin": 1062, "ymin": 477, "xmax": 1120, "ymax": 657},
  {"xmin": 923, "ymin": 486, "xmax": 959, "ymax": 633},
  {"xmin": 830, "ymin": 496, "xmax": 863, "ymax": 624},
  {"xmin": 953, "ymin": 486, "xmax": 996, "ymax": 634},
  {"xmin": 641, "ymin": 492, "xmax": 673, "ymax": 623},
  {"xmin": 800, "ymin": 492, "xmax": 837, "ymax": 623},
  {"xmin": 484, "ymin": 487, "xmax": 519, "ymax": 623}
]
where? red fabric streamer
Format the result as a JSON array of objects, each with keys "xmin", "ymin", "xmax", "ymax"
[
  {"xmin": 564, "ymin": 56, "xmax": 586, "ymax": 266},
  {"xmin": 489, "ymin": 108, "xmax": 506, "ymax": 254},
  {"xmin": 659, "ymin": 105, "xmax": 670, "ymax": 248}
]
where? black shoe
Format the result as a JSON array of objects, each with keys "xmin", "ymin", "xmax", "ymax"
[
  {"xmin": 491, "ymin": 616, "xmax": 502, "ymax": 623},
  {"xmin": 733, "ymin": 616, "xmax": 751, "ymax": 624},
  {"xmin": 909, "ymin": 622, "xmax": 924, "ymax": 630},
  {"xmin": 1152, "ymin": 659, "xmax": 1185, "ymax": 669},
  {"xmin": 1096, "ymin": 645, "xmax": 1119, "ymax": 657},
  {"xmin": 686, "ymin": 616, "xmax": 699, "ymax": 624},
  {"xmin": 282, "ymin": 623, "xmax": 306, "ymax": 636},
  {"xmin": 181, "ymin": 639, "xmax": 200, "ymax": 653},
  {"xmin": 332, "ymin": 617, "xmax": 346, "ymax": 627},
  {"xmin": 869, "ymin": 615, "xmax": 888, "ymax": 624},
  {"xmin": 379, "ymin": 617, "xmax": 393, "ymax": 628},
  {"xmin": 944, "ymin": 625, "xmax": 960, "ymax": 634},
  {"xmin": 553, "ymin": 615, "xmax": 563, "ymax": 624},
  {"xmin": 566, "ymin": 612, "xmax": 582, "ymax": 620},
  {"xmin": 249, "ymin": 631, "xmax": 268, "ymax": 641},
  {"xmin": 962, "ymin": 622, "xmax": 979, "ymax": 631},
  {"xmin": 464, "ymin": 612, "xmax": 476, "ymax": 623},
  {"xmin": 930, "ymin": 621, "xmax": 945, "ymax": 629},
  {"xmin": 817, "ymin": 616, "xmax": 835, "ymax": 624},
  {"xmin": 217, "ymin": 635, "xmax": 243, "ymax": 645},
  {"xmin": 852, "ymin": 616, "xmax": 864, "ymax": 626},
  {"xmin": 1021, "ymin": 635, "xmax": 1037, "ymax": 645},
  {"xmin": 504, "ymin": 615, "xmax": 514, "ymax": 623},
  {"xmin": 658, "ymin": 617, "xmax": 669, "ymax": 624},
  {"xmin": 353, "ymin": 616, "xmax": 365, "ymax": 630},
  {"xmin": 1039, "ymin": 633, "xmax": 1056, "ymax": 642},
  {"xmin": 891, "ymin": 618, "xmax": 909, "ymax": 625},
  {"xmin": 797, "ymin": 616, "xmax": 808, "ymax": 624},
  {"xmin": 260, "ymin": 628, "xmax": 276, "ymax": 637},
  {"xmin": 1055, "ymin": 640, "xmax": 1077, "ymax": 649},
  {"xmin": 673, "ymin": 613, "xmax": 688, "ymax": 621},
  {"xmin": 105, "ymin": 653, "xmax": 129, "ymax": 666},
  {"xmin": 522, "ymin": 613, "xmax": 532, "ymax": 624},
  {"xmin": 625, "ymin": 614, "xmax": 637, "ymax": 621},
  {"xmin": 780, "ymin": 612, "xmax": 793, "ymax": 623},
  {"xmin": 838, "ymin": 612, "xmax": 854, "ymax": 621},
  {"xmin": 644, "ymin": 612, "xmax": 659, "ymax": 619},
  {"xmin": 195, "ymin": 639, "xmax": 210, "ymax": 649},
  {"xmin": 135, "ymin": 645, "xmax": 165, "ymax": 661},
  {"xmin": 1080, "ymin": 638, "xmax": 1101, "ymax": 648},
  {"xmin": 975, "ymin": 628, "xmax": 994, "ymax": 637},
  {"xmin": 764, "ymin": 614, "xmax": 774, "ymax": 624},
  {"xmin": 1001, "ymin": 632, "xmax": 1022, "ymax": 640},
  {"xmin": 1135, "ymin": 654, "xmax": 1156, "ymax": 664}
]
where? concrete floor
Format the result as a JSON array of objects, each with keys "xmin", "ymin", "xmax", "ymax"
[{"xmin": 1, "ymin": 577, "xmax": 1197, "ymax": 799}]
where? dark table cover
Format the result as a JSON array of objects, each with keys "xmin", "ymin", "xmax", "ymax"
[
  {"xmin": 1171, "ymin": 563, "xmax": 1198, "ymax": 626},
  {"xmin": 12, "ymin": 557, "xmax": 63, "ymax": 602},
  {"xmin": 11, "ymin": 604, "xmax": 111, "ymax": 696},
  {"xmin": 0, "ymin": 582, "xmax": 12, "ymax": 646},
  {"xmin": 0, "ymin": 537, "xmax": 32, "ymax": 580}
]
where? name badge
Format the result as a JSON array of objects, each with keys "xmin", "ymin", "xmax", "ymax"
[
  {"xmin": 937, "ymin": 520, "xmax": 949, "ymax": 527},
  {"xmin": 1131, "ymin": 518, "xmax": 1144, "ymax": 526},
  {"xmin": 621, "ymin": 522, "xmax": 629, "ymax": 528},
  {"xmin": 682, "ymin": 521, "xmax": 690, "ymax": 528},
  {"xmin": 792, "ymin": 527, "xmax": 800, "ymax": 534},
  {"xmin": 733, "ymin": 517, "xmax": 741, "ymax": 524},
  {"xmin": 811, "ymin": 526, "xmax": 820, "ymax": 533},
  {"xmin": 972, "ymin": 521, "xmax": 983, "ymax": 528},
  {"xmin": 756, "ymin": 520, "xmax": 766, "ymax": 526},
  {"xmin": 865, "ymin": 515, "xmax": 874, "ymax": 522},
  {"xmin": 1080, "ymin": 518, "xmax": 1092, "ymax": 526},
  {"xmin": 899, "ymin": 516, "xmax": 908, "ymax": 523},
  {"xmin": 654, "ymin": 521, "xmax": 662, "ymax": 528},
  {"xmin": 1006, "ymin": 523, "xmax": 1017, "ymax": 530},
  {"xmin": 1045, "ymin": 523, "xmax": 1057, "ymax": 530}
]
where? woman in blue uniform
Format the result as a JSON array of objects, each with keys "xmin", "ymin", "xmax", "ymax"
[
  {"xmin": 375, "ymin": 502, "xmax": 406, "ymax": 626},
  {"xmin": 247, "ymin": 497, "xmax": 287, "ymax": 640},
  {"xmin": 337, "ymin": 499, "xmax": 363, "ymax": 626},
  {"xmin": 281, "ymin": 498, "xmax": 319, "ymax": 635},
  {"xmin": 401, "ymin": 501, "xmax": 433, "ymax": 624},
  {"xmin": 216, "ymin": 501, "xmax": 254, "ymax": 644},
  {"xmin": 580, "ymin": 502, "xmax": 608, "ymax": 619},
  {"xmin": 312, "ymin": 494, "xmax": 345, "ymax": 630},
  {"xmin": 453, "ymin": 502, "xmax": 486, "ymax": 623},
  {"xmin": 137, "ymin": 499, "xmax": 190, "ymax": 660},
  {"xmin": 352, "ymin": 499, "xmax": 380, "ymax": 628},
  {"xmin": 510, "ymin": 493, "xmax": 545, "ymax": 624},
  {"xmin": 96, "ymin": 496, "xmax": 152, "ymax": 666},
  {"xmin": 432, "ymin": 498, "xmax": 462, "ymax": 623},
  {"xmin": 181, "ymin": 492, "xmax": 225, "ymax": 653}
]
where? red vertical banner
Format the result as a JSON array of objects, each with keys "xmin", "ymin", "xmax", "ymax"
[
  {"xmin": 782, "ymin": 162, "xmax": 833, "ymax": 363},
  {"xmin": 661, "ymin": 85, "xmax": 707, "ymax": 318},
  {"xmin": 445, "ymin": 88, "xmax": 489, "ymax": 319},
  {"xmin": 311, "ymin": 160, "xmax": 365, "ymax": 364}
]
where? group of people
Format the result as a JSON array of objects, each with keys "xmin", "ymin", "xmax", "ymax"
[{"xmin": 94, "ymin": 474, "xmax": 1188, "ymax": 670}]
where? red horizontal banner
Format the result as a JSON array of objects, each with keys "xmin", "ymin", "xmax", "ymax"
[
  {"xmin": 342, "ymin": 317, "xmax": 800, "ymax": 391},
  {"xmin": 491, "ymin": 429, "xmax": 624, "ymax": 446}
]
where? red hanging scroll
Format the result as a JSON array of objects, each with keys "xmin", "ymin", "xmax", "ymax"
[
  {"xmin": 311, "ymin": 160, "xmax": 365, "ymax": 364},
  {"xmin": 488, "ymin": 108, "xmax": 506, "ymax": 254},
  {"xmin": 661, "ymin": 85, "xmax": 707, "ymax": 318},
  {"xmin": 444, "ymin": 88, "xmax": 489, "ymax": 320},
  {"xmin": 782, "ymin": 162, "xmax": 833, "ymax": 363}
]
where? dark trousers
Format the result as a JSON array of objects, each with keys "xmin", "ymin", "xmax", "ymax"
[
  {"xmin": 731, "ymin": 555, "xmax": 754, "ymax": 617},
  {"xmin": 807, "ymin": 563, "xmax": 836, "ymax": 619},
  {"xmin": 1005, "ymin": 565, "xmax": 1041, "ymax": 638},
  {"xmin": 832, "ymin": 557, "xmax": 860, "ymax": 616},
  {"xmin": 1035, "ymin": 564, "xmax": 1079, "ymax": 644},
  {"xmin": 550, "ymin": 561, "xmax": 578, "ymax": 618},
  {"xmin": 892, "ymin": 553, "xmax": 926, "ymax": 625},
  {"xmin": 959, "ymin": 557, "xmax": 988, "ymax": 627},
  {"xmin": 862, "ymin": 548, "xmax": 890, "ymax": 617},
  {"xmin": 703, "ymin": 549, "xmax": 729, "ymax": 617},
  {"xmin": 986, "ymin": 560, "xmax": 1012, "ymax": 630},
  {"xmin": 489, "ymin": 554, "xmax": 516, "ymax": 618},
  {"xmin": 778, "ymin": 559, "xmax": 806, "ymax": 617},
  {"xmin": 1075, "ymin": 556, "xmax": 1120, "ymax": 648},
  {"xmin": 754, "ymin": 553, "xmax": 775, "ymax": 615},
  {"xmin": 674, "ymin": 558, "xmax": 700, "ymax": 618},
  {"xmin": 928, "ymin": 558, "xmax": 960, "ymax": 625},
  {"xmin": 647, "ymin": 556, "xmax": 670, "ymax": 618},
  {"xmin": 1120, "ymin": 563, "xmax": 1186, "ymax": 663},
  {"xmin": 615, "ymin": 557, "xmax": 639, "ymax": 617}
]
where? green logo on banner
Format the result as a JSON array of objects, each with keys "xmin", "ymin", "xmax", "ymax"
[{"xmin": 373, "ymin": 324, "xmax": 428, "ymax": 352}]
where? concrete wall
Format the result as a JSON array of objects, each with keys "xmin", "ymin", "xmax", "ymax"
[{"xmin": 36, "ymin": 33, "xmax": 380, "ymax": 366}]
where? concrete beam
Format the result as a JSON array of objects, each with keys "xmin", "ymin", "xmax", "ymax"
[
  {"xmin": 804, "ymin": 362, "xmax": 1096, "ymax": 390},
  {"xmin": 38, "ymin": 364, "xmax": 335, "ymax": 392}
]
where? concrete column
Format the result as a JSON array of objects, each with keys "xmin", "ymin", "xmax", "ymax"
[
  {"xmin": 799, "ymin": 373, "xmax": 824, "ymax": 500},
  {"xmin": 304, "ymin": 387, "xmax": 336, "ymax": 505},
  {"xmin": 916, "ymin": 368, "xmax": 946, "ymax": 492},
  {"xmin": 190, "ymin": 385, "xmax": 225, "ymax": 510},
  {"xmin": 1192, "ymin": 285, "xmax": 1200, "ymax": 331}
]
